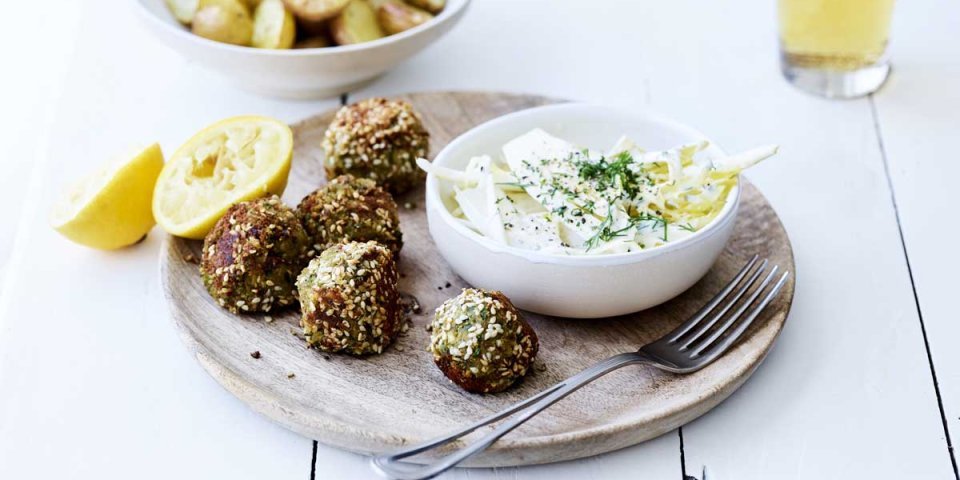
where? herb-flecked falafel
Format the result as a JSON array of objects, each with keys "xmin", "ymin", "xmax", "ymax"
[
  {"xmin": 297, "ymin": 175, "xmax": 403, "ymax": 256},
  {"xmin": 429, "ymin": 289, "xmax": 539, "ymax": 393},
  {"xmin": 322, "ymin": 97, "xmax": 429, "ymax": 194},
  {"xmin": 296, "ymin": 241, "xmax": 402, "ymax": 355},
  {"xmin": 200, "ymin": 196, "xmax": 309, "ymax": 314}
]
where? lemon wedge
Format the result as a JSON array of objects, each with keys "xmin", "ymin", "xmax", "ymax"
[
  {"xmin": 153, "ymin": 115, "xmax": 293, "ymax": 239},
  {"xmin": 51, "ymin": 144, "xmax": 165, "ymax": 250}
]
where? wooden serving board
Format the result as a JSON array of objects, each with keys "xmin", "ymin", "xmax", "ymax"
[{"xmin": 160, "ymin": 92, "xmax": 795, "ymax": 467}]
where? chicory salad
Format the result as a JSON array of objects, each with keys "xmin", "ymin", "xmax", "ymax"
[{"xmin": 418, "ymin": 129, "xmax": 777, "ymax": 255}]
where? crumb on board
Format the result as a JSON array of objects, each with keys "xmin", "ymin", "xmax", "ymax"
[
  {"xmin": 287, "ymin": 372, "xmax": 296, "ymax": 379},
  {"xmin": 264, "ymin": 316, "xmax": 274, "ymax": 323},
  {"xmin": 400, "ymin": 293, "xmax": 421, "ymax": 315},
  {"xmin": 444, "ymin": 282, "xmax": 451, "ymax": 288},
  {"xmin": 183, "ymin": 253, "xmax": 198, "ymax": 264},
  {"xmin": 250, "ymin": 351, "xmax": 261, "ymax": 359}
]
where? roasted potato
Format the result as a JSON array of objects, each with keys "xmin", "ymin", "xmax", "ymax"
[
  {"xmin": 330, "ymin": 0, "xmax": 384, "ymax": 45},
  {"xmin": 294, "ymin": 36, "xmax": 332, "ymax": 48},
  {"xmin": 405, "ymin": 0, "xmax": 444, "ymax": 14},
  {"xmin": 282, "ymin": 0, "xmax": 349, "ymax": 22},
  {"xmin": 165, "ymin": 0, "xmax": 200, "ymax": 24},
  {"xmin": 192, "ymin": 0, "xmax": 254, "ymax": 45},
  {"xmin": 376, "ymin": 0, "xmax": 432, "ymax": 35},
  {"xmin": 252, "ymin": 0, "xmax": 296, "ymax": 48}
]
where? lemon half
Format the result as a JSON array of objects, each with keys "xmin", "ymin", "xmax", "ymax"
[
  {"xmin": 153, "ymin": 115, "xmax": 293, "ymax": 239},
  {"xmin": 51, "ymin": 144, "xmax": 165, "ymax": 250}
]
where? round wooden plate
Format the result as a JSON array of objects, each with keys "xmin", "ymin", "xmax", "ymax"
[{"xmin": 160, "ymin": 92, "xmax": 795, "ymax": 467}]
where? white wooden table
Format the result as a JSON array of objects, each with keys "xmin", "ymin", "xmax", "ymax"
[{"xmin": 1, "ymin": 0, "xmax": 957, "ymax": 478}]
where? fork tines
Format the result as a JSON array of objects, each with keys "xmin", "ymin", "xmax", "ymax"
[{"xmin": 665, "ymin": 255, "xmax": 790, "ymax": 364}]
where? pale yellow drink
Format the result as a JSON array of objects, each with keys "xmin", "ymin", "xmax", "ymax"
[{"xmin": 778, "ymin": 0, "xmax": 895, "ymax": 97}]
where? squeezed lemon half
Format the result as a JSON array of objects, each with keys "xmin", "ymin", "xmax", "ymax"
[
  {"xmin": 152, "ymin": 115, "xmax": 293, "ymax": 239},
  {"xmin": 51, "ymin": 143, "xmax": 165, "ymax": 250}
]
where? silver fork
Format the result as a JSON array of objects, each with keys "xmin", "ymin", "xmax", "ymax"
[{"xmin": 371, "ymin": 255, "xmax": 790, "ymax": 480}]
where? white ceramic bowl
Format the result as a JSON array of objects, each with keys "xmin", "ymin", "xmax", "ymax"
[
  {"xmin": 136, "ymin": 0, "xmax": 469, "ymax": 99},
  {"xmin": 425, "ymin": 104, "xmax": 741, "ymax": 318}
]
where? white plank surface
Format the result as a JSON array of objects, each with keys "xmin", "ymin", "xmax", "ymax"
[
  {"xmin": 644, "ymin": 0, "xmax": 958, "ymax": 477},
  {"xmin": 350, "ymin": 0, "xmax": 957, "ymax": 478},
  {"xmin": 0, "ymin": 0, "xmax": 956, "ymax": 479},
  {"xmin": 873, "ymin": 0, "xmax": 960, "ymax": 474},
  {"xmin": 0, "ymin": 1, "xmax": 332, "ymax": 479},
  {"xmin": 0, "ymin": 1, "xmax": 77, "ymax": 282}
]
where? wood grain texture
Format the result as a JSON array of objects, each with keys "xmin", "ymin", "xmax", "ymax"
[{"xmin": 159, "ymin": 92, "xmax": 795, "ymax": 467}]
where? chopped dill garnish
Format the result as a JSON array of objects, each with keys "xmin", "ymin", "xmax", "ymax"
[
  {"xmin": 496, "ymin": 182, "xmax": 534, "ymax": 188},
  {"xmin": 576, "ymin": 151, "xmax": 645, "ymax": 198},
  {"xmin": 631, "ymin": 213, "xmax": 669, "ymax": 242},
  {"xmin": 583, "ymin": 205, "xmax": 618, "ymax": 251},
  {"xmin": 584, "ymin": 208, "xmax": 672, "ymax": 251}
]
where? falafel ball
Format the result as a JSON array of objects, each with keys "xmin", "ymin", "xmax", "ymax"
[
  {"xmin": 297, "ymin": 175, "xmax": 403, "ymax": 257},
  {"xmin": 201, "ymin": 195, "xmax": 309, "ymax": 314},
  {"xmin": 321, "ymin": 97, "xmax": 429, "ymax": 194},
  {"xmin": 429, "ymin": 288, "xmax": 539, "ymax": 393},
  {"xmin": 296, "ymin": 241, "xmax": 402, "ymax": 355}
]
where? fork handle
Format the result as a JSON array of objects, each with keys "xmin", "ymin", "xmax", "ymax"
[{"xmin": 370, "ymin": 351, "xmax": 650, "ymax": 480}]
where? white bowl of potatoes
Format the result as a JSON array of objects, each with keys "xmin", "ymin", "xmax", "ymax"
[{"xmin": 137, "ymin": 0, "xmax": 469, "ymax": 99}]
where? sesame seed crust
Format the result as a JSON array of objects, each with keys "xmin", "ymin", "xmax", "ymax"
[
  {"xmin": 429, "ymin": 288, "xmax": 539, "ymax": 393},
  {"xmin": 296, "ymin": 241, "xmax": 401, "ymax": 356},
  {"xmin": 321, "ymin": 98, "xmax": 429, "ymax": 195},
  {"xmin": 297, "ymin": 175, "xmax": 403, "ymax": 257},
  {"xmin": 200, "ymin": 196, "xmax": 309, "ymax": 315}
]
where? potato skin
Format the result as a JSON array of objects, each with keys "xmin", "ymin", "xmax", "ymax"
[
  {"xmin": 376, "ymin": 0, "xmax": 433, "ymax": 35},
  {"xmin": 282, "ymin": 0, "xmax": 349, "ymax": 22},
  {"xmin": 405, "ymin": 0, "xmax": 444, "ymax": 14},
  {"xmin": 329, "ymin": 0, "xmax": 384, "ymax": 45},
  {"xmin": 192, "ymin": 0, "xmax": 254, "ymax": 45},
  {"xmin": 164, "ymin": 0, "xmax": 200, "ymax": 24},
  {"xmin": 252, "ymin": 0, "xmax": 296, "ymax": 49}
]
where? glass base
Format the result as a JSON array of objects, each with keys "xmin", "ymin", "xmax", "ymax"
[{"xmin": 780, "ymin": 56, "xmax": 891, "ymax": 99}]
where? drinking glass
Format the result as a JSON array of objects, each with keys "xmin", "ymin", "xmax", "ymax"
[{"xmin": 778, "ymin": 0, "xmax": 895, "ymax": 98}]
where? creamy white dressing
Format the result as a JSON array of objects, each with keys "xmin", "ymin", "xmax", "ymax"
[{"xmin": 420, "ymin": 129, "xmax": 778, "ymax": 255}]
